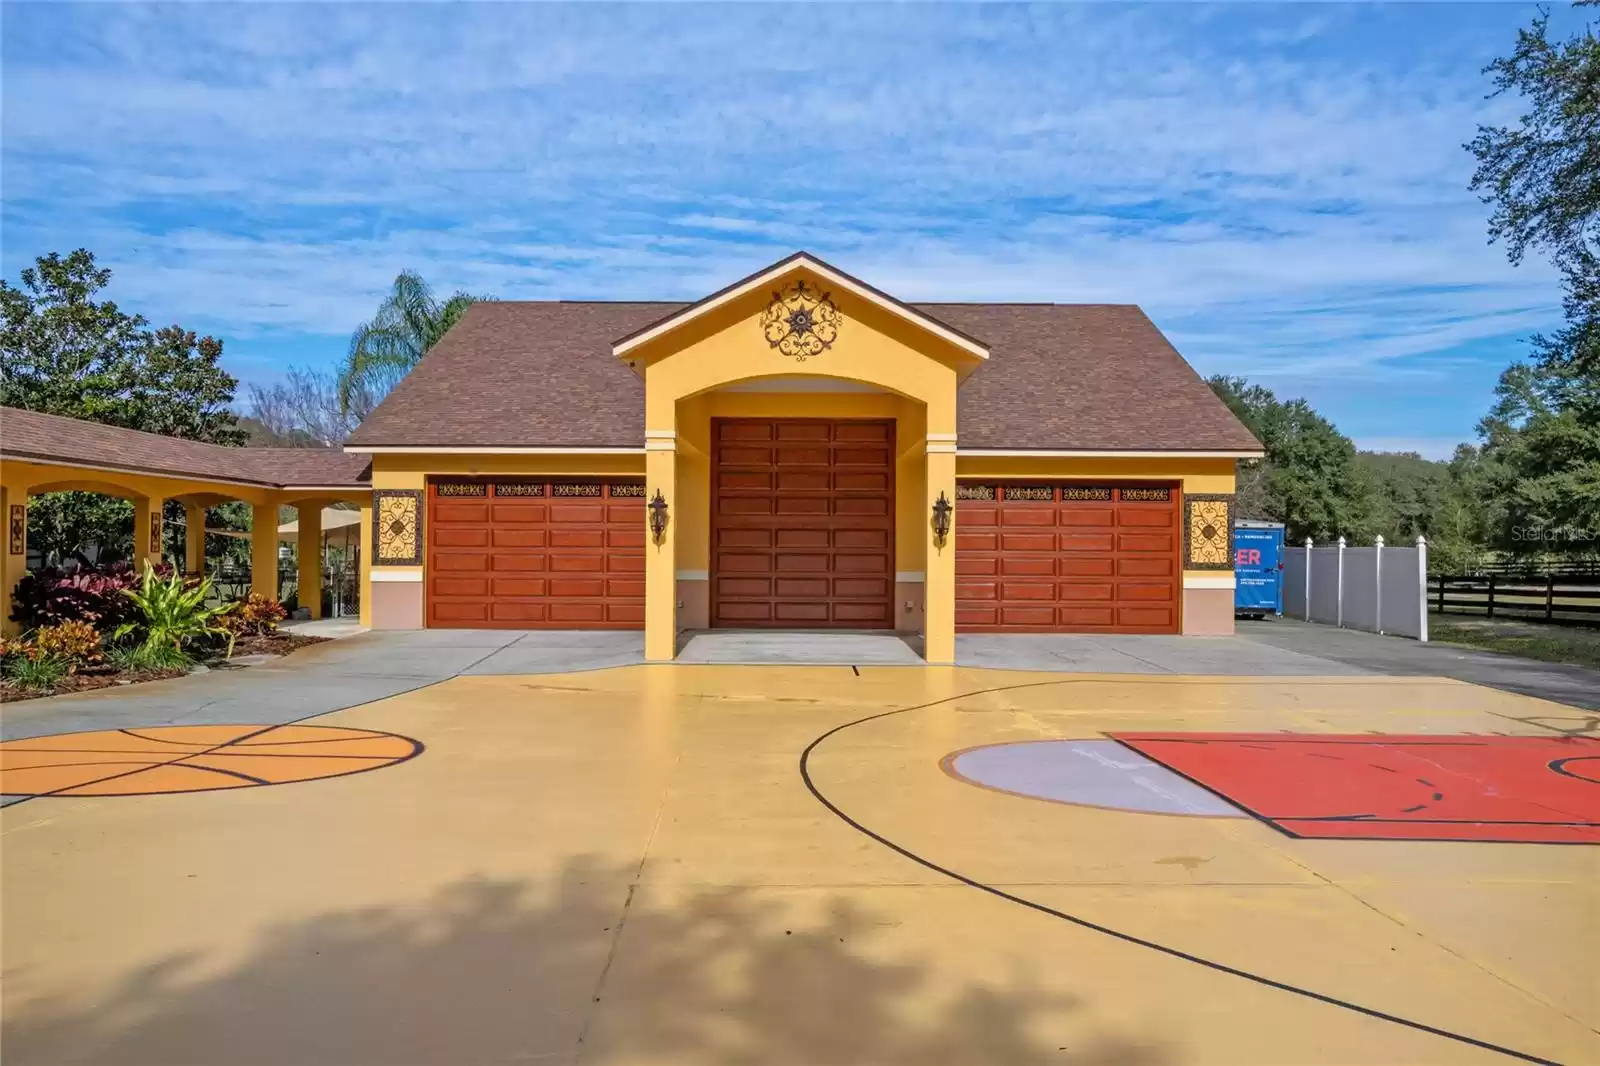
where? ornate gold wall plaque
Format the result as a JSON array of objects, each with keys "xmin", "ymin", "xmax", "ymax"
[
  {"xmin": 149, "ymin": 512, "xmax": 162, "ymax": 556},
  {"xmin": 9, "ymin": 504, "xmax": 25, "ymax": 555},
  {"xmin": 1185, "ymin": 494, "xmax": 1234, "ymax": 570},
  {"xmin": 1121, "ymin": 487, "xmax": 1172, "ymax": 502},
  {"xmin": 374, "ymin": 490, "xmax": 423, "ymax": 566},
  {"xmin": 956, "ymin": 484, "xmax": 995, "ymax": 501},
  {"xmin": 761, "ymin": 279, "xmax": 841, "ymax": 361}
]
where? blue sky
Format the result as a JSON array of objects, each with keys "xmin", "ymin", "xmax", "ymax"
[{"xmin": 1, "ymin": 3, "xmax": 1576, "ymax": 458}]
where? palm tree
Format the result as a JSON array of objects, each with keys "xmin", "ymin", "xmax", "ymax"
[{"xmin": 337, "ymin": 271, "xmax": 480, "ymax": 419}]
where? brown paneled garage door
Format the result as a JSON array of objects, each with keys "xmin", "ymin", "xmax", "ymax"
[
  {"xmin": 712, "ymin": 419, "xmax": 894, "ymax": 628},
  {"xmin": 956, "ymin": 483, "xmax": 1180, "ymax": 633},
  {"xmin": 427, "ymin": 480, "xmax": 645, "ymax": 629}
]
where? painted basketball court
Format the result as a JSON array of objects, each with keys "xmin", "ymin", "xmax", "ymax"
[{"xmin": 2, "ymin": 665, "xmax": 1596, "ymax": 1064}]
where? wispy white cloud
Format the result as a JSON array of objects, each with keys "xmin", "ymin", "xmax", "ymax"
[{"xmin": 0, "ymin": 2, "xmax": 1566, "ymax": 445}]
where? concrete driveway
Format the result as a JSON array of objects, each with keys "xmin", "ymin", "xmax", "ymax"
[{"xmin": 2, "ymin": 629, "xmax": 1596, "ymax": 1065}]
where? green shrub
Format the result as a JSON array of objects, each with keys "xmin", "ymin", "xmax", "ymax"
[
  {"xmin": 218, "ymin": 593, "xmax": 288, "ymax": 638},
  {"xmin": 2, "ymin": 652, "xmax": 69, "ymax": 692},
  {"xmin": 114, "ymin": 565, "xmax": 236, "ymax": 659},
  {"xmin": 106, "ymin": 640, "xmax": 192, "ymax": 672}
]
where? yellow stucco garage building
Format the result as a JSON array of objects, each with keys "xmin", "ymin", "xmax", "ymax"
[
  {"xmin": 3, "ymin": 253, "xmax": 1261, "ymax": 661},
  {"xmin": 346, "ymin": 253, "xmax": 1261, "ymax": 662}
]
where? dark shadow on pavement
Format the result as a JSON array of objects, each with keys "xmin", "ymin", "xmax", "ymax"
[{"xmin": 2, "ymin": 857, "xmax": 1169, "ymax": 1066}]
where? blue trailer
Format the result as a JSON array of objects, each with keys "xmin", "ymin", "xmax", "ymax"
[{"xmin": 1234, "ymin": 521, "xmax": 1285, "ymax": 618}]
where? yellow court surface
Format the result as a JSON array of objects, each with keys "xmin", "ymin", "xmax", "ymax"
[{"xmin": 3, "ymin": 666, "xmax": 1597, "ymax": 1066}]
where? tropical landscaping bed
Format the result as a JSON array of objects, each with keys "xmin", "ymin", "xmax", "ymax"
[{"xmin": 1, "ymin": 563, "xmax": 318, "ymax": 702}]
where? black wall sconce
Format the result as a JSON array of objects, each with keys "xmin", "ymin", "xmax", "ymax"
[
  {"xmin": 931, "ymin": 491, "xmax": 953, "ymax": 545},
  {"xmin": 648, "ymin": 490, "xmax": 669, "ymax": 543}
]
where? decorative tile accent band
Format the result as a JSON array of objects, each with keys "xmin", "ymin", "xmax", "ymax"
[
  {"xmin": 10, "ymin": 504, "xmax": 25, "ymax": 555},
  {"xmin": 956, "ymin": 484, "xmax": 995, "ymax": 501},
  {"xmin": 494, "ymin": 483, "xmax": 544, "ymax": 497},
  {"xmin": 373, "ymin": 489, "xmax": 424, "ymax": 566},
  {"xmin": 609, "ymin": 484, "xmax": 647, "ymax": 498},
  {"xmin": 1121, "ymin": 487, "xmax": 1172, "ymax": 502},
  {"xmin": 552, "ymin": 483, "xmax": 602, "ymax": 497},
  {"xmin": 1002, "ymin": 485, "xmax": 1055, "ymax": 501},
  {"xmin": 1060, "ymin": 486, "xmax": 1113, "ymax": 501},
  {"xmin": 1185, "ymin": 494, "xmax": 1234, "ymax": 570},
  {"xmin": 436, "ymin": 482, "xmax": 487, "ymax": 497}
]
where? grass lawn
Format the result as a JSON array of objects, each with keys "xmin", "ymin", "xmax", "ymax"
[{"xmin": 1430, "ymin": 616, "xmax": 1600, "ymax": 670}]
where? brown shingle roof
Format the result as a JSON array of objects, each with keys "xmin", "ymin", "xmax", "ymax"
[
  {"xmin": 346, "ymin": 300, "xmax": 1260, "ymax": 453},
  {"xmin": 0, "ymin": 407, "xmax": 371, "ymax": 488}
]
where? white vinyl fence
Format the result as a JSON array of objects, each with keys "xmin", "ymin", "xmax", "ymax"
[{"xmin": 1283, "ymin": 536, "xmax": 1429, "ymax": 641}]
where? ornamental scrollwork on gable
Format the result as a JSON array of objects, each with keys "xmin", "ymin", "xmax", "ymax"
[
  {"xmin": 761, "ymin": 279, "xmax": 841, "ymax": 361},
  {"xmin": 1185, "ymin": 494, "xmax": 1234, "ymax": 570},
  {"xmin": 374, "ymin": 490, "xmax": 424, "ymax": 566}
]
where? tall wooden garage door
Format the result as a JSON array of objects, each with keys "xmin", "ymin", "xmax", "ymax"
[
  {"xmin": 427, "ymin": 480, "xmax": 645, "ymax": 629},
  {"xmin": 956, "ymin": 483, "xmax": 1180, "ymax": 633},
  {"xmin": 712, "ymin": 419, "xmax": 894, "ymax": 628}
]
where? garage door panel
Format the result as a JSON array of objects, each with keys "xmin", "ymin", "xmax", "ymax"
[
  {"xmin": 491, "ymin": 555, "xmax": 547, "ymax": 572},
  {"xmin": 435, "ymin": 528, "xmax": 489, "ymax": 548},
  {"xmin": 1118, "ymin": 532, "xmax": 1175, "ymax": 552},
  {"xmin": 712, "ymin": 419, "xmax": 894, "ymax": 629},
  {"xmin": 428, "ymin": 481, "xmax": 643, "ymax": 630},
  {"xmin": 491, "ymin": 529, "xmax": 547, "ymax": 548},
  {"xmin": 1060, "ymin": 532, "xmax": 1116, "ymax": 552},
  {"xmin": 776, "ymin": 577, "xmax": 829, "ymax": 598},
  {"xmin": 435, "ymin": 552, "xmax": 489, "ymax": 572},
  {"xmin": 435, "ymin": 502, "xmax": 490, "ymax": 523},
  {"xmin": 491, "ymin": 577, "xmax": 548, "ymax": 597},
  {"xmin": 432, "ymin": 602, "xmax": 490, "ymax": 623},
  {"xmin": 958, "ymin": 483, "xmax": 1180, "ymax": 634},
  {"xmin": 1000, "ymin": 532, "xmax": 1056, "ymax": 552},
  {"xmin": 550, "ymin": 528, "xmax": 604, "ymax": 548},
  {"xmin": 432, "ymin": 577, "xmax": 488, "ymax": 597}
]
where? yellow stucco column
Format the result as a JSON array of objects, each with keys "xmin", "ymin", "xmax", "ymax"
[
  {"xmin": 924, "ymin": 437, "xmax": 957, "ymax": 664},
  {"xmin": 297, "ymin": 504, "xmax": 323, "ymax": 620},
  {"xmin": 644, "ymin": 430, "xmax": 677, "ymax": 661},
  {"xmin": 251, "ymin": 496, "xmax": 280, "ymax": 602},
  {"xmin": 358, "ymin": 494, "xmax": 373, "ymax": 627},
  {"xmin": 132, "ymin": 496, "xmax": 164, "ymax": 572},
  {"xmin": 183, "ymin": 500, "xmax": 206, "ymax": 578},
  {"xmin": 1, "ymin": 484, "xmax": 26, "ymax": 636}
]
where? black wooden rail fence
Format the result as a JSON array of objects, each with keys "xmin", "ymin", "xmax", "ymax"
[{"xmin": 1430, "ymin": 574, "xmax": 1600, "ymax": 627}]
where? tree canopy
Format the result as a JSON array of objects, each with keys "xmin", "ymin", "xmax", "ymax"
[{"xmin": 336, "ymin": 271, "xmax": 478, "ymax": 419}]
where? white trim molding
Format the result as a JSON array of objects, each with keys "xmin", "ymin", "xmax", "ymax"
[
  {"xmin": 343, "ymin": 445, "xmax": 644, "ymax": 456},
  {"xmin": 675, "ymin": 570, "xmax": 709, "ymax": 581},
  {"xmin": 371, "ymin": 569, "xmax": 424, "ymax": 583},
  {"xmin": 894, "ymin": 571, "xmax": 926, "ymax": 583},
  {"xmin": 925, "ymin": 441, "xmax": 957, "ymax": 455},
  {"xmin": 612, "ymin": 253, "xmax": 990, "ymax": 360},
  {"xmin": 957, "ymin": 448, "xmax": 1264, "ymax": 459},
  {"xmin": 1183, "ymin": 573, "xmax": 1237, "ymax": 590}
]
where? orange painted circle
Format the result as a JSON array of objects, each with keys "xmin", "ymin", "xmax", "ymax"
[{"xmin": 0, "ymin": 724, "xmax": 423, "ymax": 798}]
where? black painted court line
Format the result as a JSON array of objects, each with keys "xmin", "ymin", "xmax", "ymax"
[{"xmin": 798, "ymin": 677, "xmax": 1564, "ymax": 1066}]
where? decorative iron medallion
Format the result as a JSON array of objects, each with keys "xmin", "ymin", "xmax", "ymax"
[
  {"xmin": 10, "ymin": 504, "xmax": 26, "ymax": 555},
  {"xmin": 1121, "ymin": 487, "xmax": 1172, "ymax": 503},
  {"xmin": 374, "ymin": 489, "xmax": 423, "ymax": 566},
  {"xmin": 761, "ymin": 279, "xmax": 841, "ymax": 361},
  {"xmin": 1185, "ymin": 494, "xmax": 1234, "ymax": 570},
  {"xmin": 956, "ymin": 484, "xmax": 995, "ymax": 501}
]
